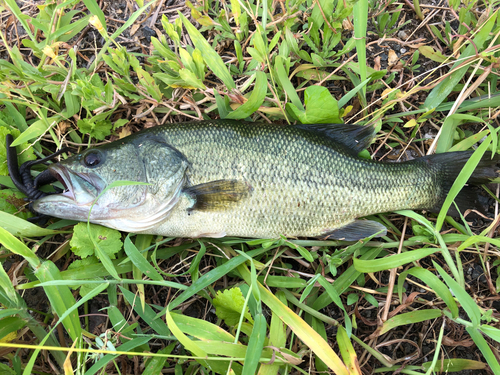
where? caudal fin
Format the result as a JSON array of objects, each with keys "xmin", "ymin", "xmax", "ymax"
[{"xmin": 422, "ymin": 151, "xmax": 499, "ymax": 215}]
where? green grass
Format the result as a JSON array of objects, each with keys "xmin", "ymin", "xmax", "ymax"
[{"xmin": 0, "ymin": 0, "xmax": 500, "ymax": 374}]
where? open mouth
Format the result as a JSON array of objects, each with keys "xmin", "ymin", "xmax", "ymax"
[
  {"xmin": 50, "ymin": 165, "xmax": 75, "ymax": 200},
  {"xmin": 48, "ymin": 165, "xmax": 104, "ymax": 205}
]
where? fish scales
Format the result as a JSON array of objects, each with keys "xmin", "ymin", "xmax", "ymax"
[
  {"xmin": 129, "ymin": 121, "xmax": 438, "ymax": 238},
  {"xmin": 29, "ymin": 120, "xmax": 497, "ymax": 240}
]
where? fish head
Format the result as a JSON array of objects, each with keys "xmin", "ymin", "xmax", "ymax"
[{"xmin": 33, "ymin": 136, "xmax": 189, "ymax": 231}]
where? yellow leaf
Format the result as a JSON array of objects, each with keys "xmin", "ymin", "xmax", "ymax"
[
  {"xmin": 89, "ymin": 15, "xmax": 105, "ymax": 33},
  {"xmin": 0, "ymin": 331, "xmax": 16, "ymax": 343},
  {"xmin": 388, "ymin": 49, "xmax": 399, "ymax": 66},
  {"xmin": 404, "ymin": 119, "xmax": 418, "ymax": 128}
]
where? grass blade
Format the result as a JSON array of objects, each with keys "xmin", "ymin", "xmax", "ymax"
[
  {"xmin": 434, "ymin": 262, "xmax": 481, "ymax": 326},
  {"xmin": 375, "ymin": 310, "xmax": 442, "ymax": 337},
  {"xmin": 352, "ymin": 0, "xmax": 368, "ymax": 106},
  {"xmin": 466, "ymin": 327, "xmax": 500, "ymax": 374},
  {"xmin": 436, "ymin": 134, "xmax": 491, "ymax": 232},
  {"xmin": 168, "ymin": 246, "xmax": 273, "ymax": 309},
  {"xmin": 124, "ymin": 235, "xmax": 163, "ymax": 281},
  {"xmin": 275, "ymin": 56, "xmax": 304, "ymax": 111},
  {"xmin": 34, "ymin": 261, "xmax": 82, "ymax": 341},
  {"xmin": 354, "ymin": 247, "xmax": 438, "ymax": 273},
  {"xmin": 423, "ymin": 14, "xmax": 496, "ymax": 110},
  {"xmin": 237, "ymin": 264, "xmax": 349, "ymax": 375},
  {"xmin": 226, "ymin": 71, "xmax": 267, "ymax": 119},
  {"xmin": 336, "ymin": 326, "xmax": 361, "ymax": 375},
  {"xmin": 398, "ymin": 267, "xmax": 459, "ymax": 318},
  {"xmin": 242, "ymin": 311, "xmax": 266, "ymax": 375},
  {"xmin": 81, "ymin": 0, "xmax": 107, "ymax": 32},
  {"xmin": 0, "ymin": 227, "xmax": 40, "ymax": 268}
]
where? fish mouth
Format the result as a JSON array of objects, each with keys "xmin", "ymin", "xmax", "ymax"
[{"xmin": 49, "ymin": 165, "xmax": 106, "ymax": 206}]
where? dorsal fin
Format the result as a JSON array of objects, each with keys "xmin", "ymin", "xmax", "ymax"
[{"xmin": 294, "ymin": 123, "xmax": 375, "ymax": 154}]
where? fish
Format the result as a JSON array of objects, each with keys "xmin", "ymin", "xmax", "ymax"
[{"xmin": 18, "ymin": 120, "xmax": 498, "ymax": 241}]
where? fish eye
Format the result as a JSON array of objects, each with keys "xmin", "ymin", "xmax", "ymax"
[{"xmin": 82, "ymin": 150, "xmax": 103, "ymax": 168}]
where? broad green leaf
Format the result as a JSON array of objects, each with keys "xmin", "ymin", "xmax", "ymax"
[
  {"xmin": 449, "ymin": 130, "xmax": 489, "ymax": 152},
  {"xmin": 3, "ymin": 102, "xmax": 28, "ymax": 132},
  {"xmin": 257, "ymin": 275, "xmax": 306, "ymax": 288},
  {"xmin": 418, "ymin": 46, "xmax": 447, "ymax": 63},
  {"xmin": 179, "ymin": 13, "xmax": 235, "ymax": 89},
  {"xmin": 10, "ymin": 117, "xmax": 59, "ymax": 147},
  {"xmin": 171, "ymin": 312, "xmax": 235, "ymax": 342},
  {"xmin": 421, "ymin": 359, "xmax": 486, "ymax": 371},
  {"xmin": 288, "ymin": 86, "xmax": 341, "ymax": 124},
  {"xmin": 436, "ymin": 114, "xmax": 483, "ymax": 153},
  {"xmin": 457, "ymin": 235, "xmax": 500, "ymax": 252},
  {"xmin": 0, "ymin": 264, "xmax": 19, "ymax": 306},
  {"xmin": 226, "ymin": 71, "xmax": 267, "ymax": 119},
  {"xmin": 166, "ymin": 308, "xmax": 206, "ymax": 356},
  {"xmin": 0, "ymin": 316, "xmax": 26, "ymax": 341},
  {"xmin": 67, "ymin": 257, "xmax": 103, "ymax": 297},
  {"xmin": 0, "ymin": 363, "xmax": 15, "ymax": 375},
  {"xmin": 52, "ymin": 15, "xmax": 91, "ymax": 42},
  {"xmin": 70, "ymin": 223, "xmax": 123, "ymax": 259},
  {"xmin": 167, "ymin": 309, "xmax": 236, "ymax": 373},
  {"xmin": 479, "ymin": 325, "xmax": 500, "ymax": 342},
  {"xmin": 0, "ymin": 128, "xmax": 35, "ymax": 175},
  {"xmin": 213, "ymin": 287, "xmax": 253, "ymax": 326},
  {"xmin": 179, "ymin": 68, "xmax": 205, "ymax": 89}
]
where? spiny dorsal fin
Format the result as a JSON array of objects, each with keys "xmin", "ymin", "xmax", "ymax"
[
  {"xmin": 183, "ymin": 179, "xmax": 252, "ymax": 211},
  {"xmin": 295, "ymin": 123, "xmax": 375, "ymax": 154}
]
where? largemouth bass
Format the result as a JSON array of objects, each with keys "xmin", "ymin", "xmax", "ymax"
[{"xmin": 27, "ymin": 120, "xmax": 498, "ymax": 240}]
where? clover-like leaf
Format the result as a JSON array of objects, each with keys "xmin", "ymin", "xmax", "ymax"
[
  {"xmin": 213, "ymin": 287, "xmax": 253, "ymax": 326},
  {"xmin": 70, "ymin": 222, "xmax": 123, "ymax": 259}
]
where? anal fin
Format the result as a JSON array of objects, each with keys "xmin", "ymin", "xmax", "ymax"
[
  {"xmin": 324, "ymin": 220, "xmax": 387, "ymax": 241},
  {"xmin": 183, "ymin": 179, "xmax": 252, "ymax": 211}
]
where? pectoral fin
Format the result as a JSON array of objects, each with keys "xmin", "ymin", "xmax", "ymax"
[
  {"xmin": 183, "ymin": 179, "xmax": 252, "ymax": 211},
  {"xmin": 324, "ymin": 220, "xmax": 387, "ymax": 241}
]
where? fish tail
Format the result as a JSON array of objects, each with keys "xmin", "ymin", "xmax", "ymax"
[{"xmin": 422, "ymin": 151, "xmax": 500, "ymax": 215}]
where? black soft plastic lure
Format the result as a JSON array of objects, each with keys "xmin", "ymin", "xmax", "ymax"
[{"xmin": 6, "ymin": 134, "xmax": 67, "ymax": 222}]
